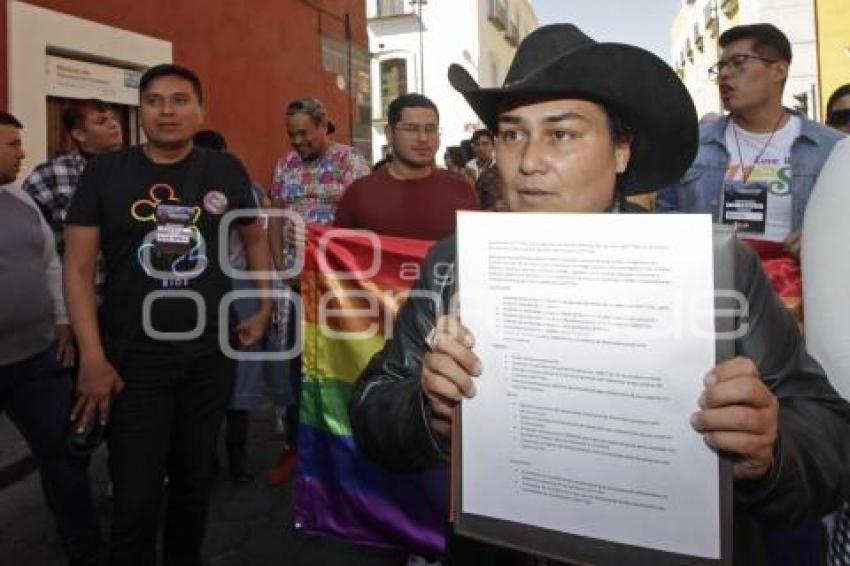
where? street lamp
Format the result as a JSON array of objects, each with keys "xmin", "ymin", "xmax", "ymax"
[{"xmin": 410, "ymin": 0, "xmax": 427, "ymax": 93}]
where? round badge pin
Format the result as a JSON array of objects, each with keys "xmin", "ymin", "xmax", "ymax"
[{"xmin": 203, "ymin": 190, "xmax": 228, "ymax": 215}]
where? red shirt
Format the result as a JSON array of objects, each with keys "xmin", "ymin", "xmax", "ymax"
[{"xmin": 333, "ymin": 168, "xmax": 479, "ymax": 240}]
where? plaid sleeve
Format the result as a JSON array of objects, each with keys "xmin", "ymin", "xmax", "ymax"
[
  {"xmin": 21, "ymin": 161, "xmax": 70, "ymax": 255},
  {"xmin": 21, "ymin": 162, "xmax": 58, "ymax": 213}
]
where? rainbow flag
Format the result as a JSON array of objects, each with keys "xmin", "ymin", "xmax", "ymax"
[{"xmin": 293, "ymin": 224, "xmax": 448, "ymax": 554}]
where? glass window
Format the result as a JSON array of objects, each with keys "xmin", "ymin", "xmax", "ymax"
[
  {"xmin": 377, "ymin": 0, "xmax": 406, "ymax": 17},
  {"xmin": 380, "ymin": 58, "xmax": 408, "ymax": 118}
]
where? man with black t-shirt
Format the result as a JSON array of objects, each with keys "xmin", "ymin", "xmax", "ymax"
[{"xmin": 64, "ymin": 64, "xmax": 272, "ymax": 566}]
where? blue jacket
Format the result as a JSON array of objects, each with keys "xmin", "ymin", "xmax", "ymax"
[{"xmin": 657, "ymin": 110, "xmax": 844, "ymax": 232}]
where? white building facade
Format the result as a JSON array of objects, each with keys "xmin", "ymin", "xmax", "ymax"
[
  {"xmin": 671, "ymin": 0, "xmax": 819, "ymax": 119},
  {"xmin": 366, "ymin": 0, "xmax": 538, "ymax": 161}
]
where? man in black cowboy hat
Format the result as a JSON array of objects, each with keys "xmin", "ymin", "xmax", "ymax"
[{"xmin": 349, "ymin": 24, "xmax": 850, "ymax": 565}]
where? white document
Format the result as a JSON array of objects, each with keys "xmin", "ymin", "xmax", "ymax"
[{"xmin": 457, "ymin": 212, "xmax": 719, "ymax": 559}]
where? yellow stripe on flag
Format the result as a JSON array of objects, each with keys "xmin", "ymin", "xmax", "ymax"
[{"xmin": 303, "ymin": 320, "xmax": 388, "ymax": 383}]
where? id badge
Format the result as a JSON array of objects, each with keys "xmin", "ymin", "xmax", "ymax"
[
  {"xmin": 154, "ymin": 204, "xmax": 195, "ymax": 256},
  {"xmin": 721, "ymin": 183, "xmax": 767, "ymax": 234}
]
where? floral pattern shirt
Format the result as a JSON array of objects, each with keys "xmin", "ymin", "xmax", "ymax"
[{"xmin": 270, "ymin": 143, "xmax": 369, "ymax": 225}]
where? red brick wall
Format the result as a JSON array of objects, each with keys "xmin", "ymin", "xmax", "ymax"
[
  {"xmin": 0, "ymin": 1, "xmax": 7, "ymax": 110},
  {"xmin": 0, "ymin": 0, "xmax": 368, "ymax": 183}
]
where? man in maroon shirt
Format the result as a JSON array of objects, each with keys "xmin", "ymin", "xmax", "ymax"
[{"xmin": 334, "ymin": 94, "xmax": 479, "ymax": 240}]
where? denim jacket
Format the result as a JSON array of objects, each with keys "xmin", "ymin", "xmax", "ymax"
[{"xmin": 657, "ymin": 110, "xmax": 844, "ymax": 232}]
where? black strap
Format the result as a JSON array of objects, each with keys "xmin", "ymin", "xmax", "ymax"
[{"xmin": 181, "ymin": 147, "xmax": 208, "ymax": 206}]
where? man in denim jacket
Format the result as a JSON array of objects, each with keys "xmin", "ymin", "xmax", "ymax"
[
  {"xmin": 657, "ymin": 24, "xmax": 842, "ymax": 259},
  {"xmin": 657, "ymin": 22, "xmax": 845, "ymax": 562}
]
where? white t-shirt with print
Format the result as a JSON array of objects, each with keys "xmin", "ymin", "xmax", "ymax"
[{"xmin": 722, "ymin": 115, "xmax": 800, "ymax": 242}]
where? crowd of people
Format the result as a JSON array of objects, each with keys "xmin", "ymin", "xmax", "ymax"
[{"xmin": 1, "ymin": 18, "xmax": 850, "ymax": 566}]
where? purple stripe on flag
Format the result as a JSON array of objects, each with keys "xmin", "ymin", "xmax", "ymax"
[
  {"xmin": 294, "ymin": 476, "xmax": 446, "ymax": 554},
  {"xmin": 294, "ymin": 423, "xmax": 448, "ymax": 554}
]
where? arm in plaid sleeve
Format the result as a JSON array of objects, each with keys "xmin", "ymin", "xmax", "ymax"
[
  {"xmin": 21, "ymin": 155, "xmax": 84, "ymax": 256},
  {"xmin": 22, "ymin": 161, "xmax": 59, "ymax": 222}
]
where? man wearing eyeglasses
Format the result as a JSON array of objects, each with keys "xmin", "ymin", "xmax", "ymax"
[
  {"xmin": 334, "ymin": 93, "xmax": 479, "ymax": 240},
  {"xmin": 658, "ymin": 24, "xmax": 841, "ymax": 295}
]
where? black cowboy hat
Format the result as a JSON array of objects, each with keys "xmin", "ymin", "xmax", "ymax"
[{"xmin": 448, "ymin": 24, "xmax": 698, "ymax": 195}]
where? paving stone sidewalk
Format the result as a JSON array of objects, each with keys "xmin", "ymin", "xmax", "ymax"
[{"xmin": 0, "ymin": 409, "xmax": 409, "ymax": 566}]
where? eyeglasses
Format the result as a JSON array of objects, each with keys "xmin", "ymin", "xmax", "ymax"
[
  {"xmin": 708, "ymin": 53, "xmax": 776, "ymax": 82},
  {"xmin": 394, "ymin": 123, "xmax": 441, "ymax": 136},
  {"xmin": 827, "ymin": 109, "xmax": 850, "ymax": 128}
]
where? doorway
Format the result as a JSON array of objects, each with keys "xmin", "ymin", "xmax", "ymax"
[{"xmin": 45, "ymin": 96, "xmax": 139, "ymax": 159}]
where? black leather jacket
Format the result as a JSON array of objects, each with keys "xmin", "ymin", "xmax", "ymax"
[{"xmin": 350, "ymin": 235, "xmax": 850, "ymax": 563}]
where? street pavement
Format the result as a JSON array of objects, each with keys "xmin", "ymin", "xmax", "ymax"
[{"xmin": 0, "ymin": 408, "xmax": 409, "ymax": 566}]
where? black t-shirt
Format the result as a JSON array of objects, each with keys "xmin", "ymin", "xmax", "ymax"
[{"xmin": 66, "ymin": 145, "xmax": 255, "ymax": 363}]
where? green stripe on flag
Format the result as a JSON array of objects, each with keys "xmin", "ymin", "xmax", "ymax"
[{"xmin": 300, "ymin": 373, "xmax": 355, "ymax": 437}]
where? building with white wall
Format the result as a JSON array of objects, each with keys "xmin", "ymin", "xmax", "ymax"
[
  {"xmin": 671, "ymin": 0, "xmax": 819, "ymax": 119},
  {"xmin": 366, "ymin": 0, "xmax": 538, "ymax": 162}
]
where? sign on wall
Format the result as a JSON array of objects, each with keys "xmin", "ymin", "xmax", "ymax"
[{"xmin": 45, "ymin": 55, "xmax": 142, "ymax": 106}]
